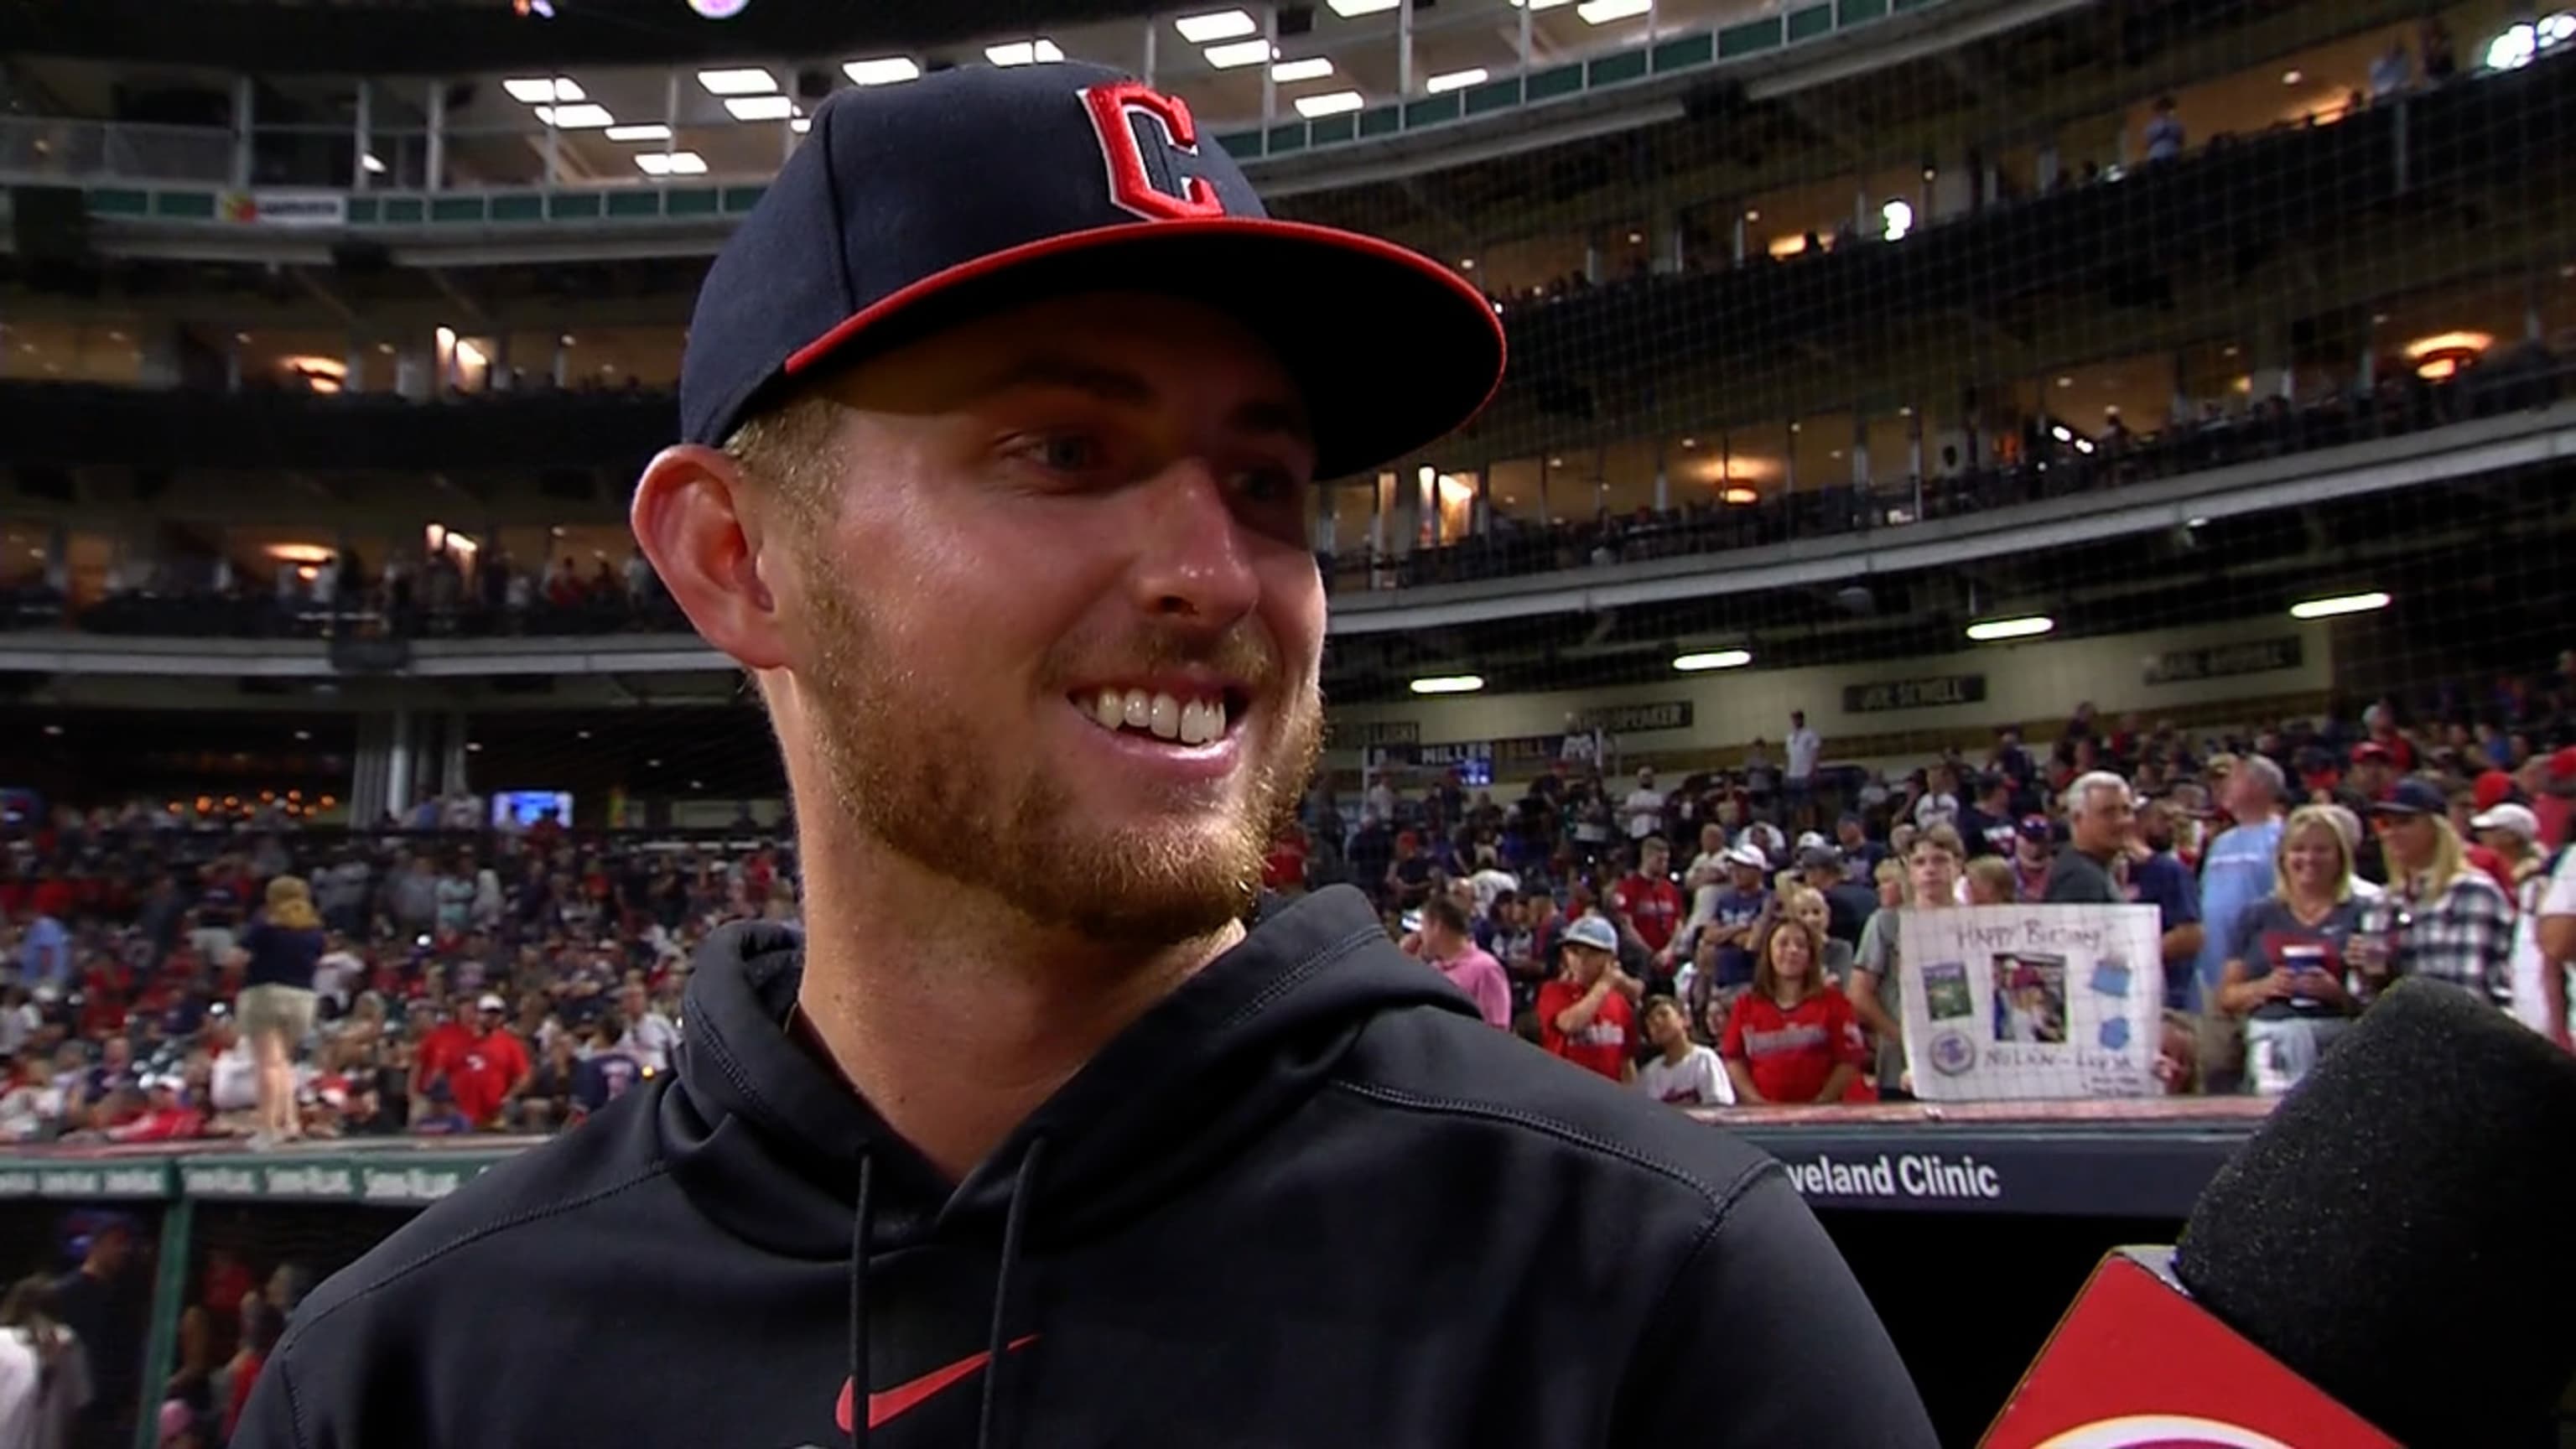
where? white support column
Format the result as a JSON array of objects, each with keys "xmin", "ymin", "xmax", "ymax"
[
  {"xmin": 386, "ymin": 709, "xmax": 416, "ymax": 821},
  {"xmin": 1399, "ymin": 0, "xmax": 1415, "ymax": 93},
  {"xmin": 354, "ymin": 79, "xmax": 372, "ymax": 190},
  {"xmin": 231, "ymin": 75, "xmax": 255, "ymax": 188},
  {"xmin": 425, "ymin": 80, "xmax": 446, "ymax": 192},
  {"xmin": 1262, "ymin": 5, "xmax": 1279, "ymax": 123}
]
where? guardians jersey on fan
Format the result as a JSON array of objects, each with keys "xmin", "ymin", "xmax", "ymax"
[{"xmin": 235, "ymin": 888, "xmax": 1932, "ymax": 1448}]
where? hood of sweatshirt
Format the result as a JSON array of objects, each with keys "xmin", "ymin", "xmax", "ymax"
[
  {"xmin": 666, "ymin": 884, "xmax": 1468, "ymax": 1257},
  {"xmin": 659, "ymin": 885, "xmax": 1472, "ymax": 1446}
]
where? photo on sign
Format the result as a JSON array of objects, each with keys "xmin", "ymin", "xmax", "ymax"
[
  {"xmin": 1921, "ymin": 961, "xmax": 1975, "ymax": 1021},
  {"xmin": 1992, "ymin": 953, "xmax": 2068, "ymax": 1045}
]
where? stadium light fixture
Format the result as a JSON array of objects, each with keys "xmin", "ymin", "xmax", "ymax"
[
  {"xmin": 698, "ymin": 67, "xmax": 779, "ymax": 95},
  {"xmin": 1966, "ymin": 615, "xmax": 2054, "ymax": 642},
  {"xmin": 502, "ymin": 77, "xmax": 583, "ymax": 104},
  {"xmin": 636, "ymin": 151, "xmax": 710, "ymax": 176},
  {"xmin": 533, "ymin": 104, "xmax": 615, "ymax": 129},
  {"xmin": 724, "ymin": 95, "xmax": 795, "ymax": 121},
  {"xmin": 1576, "ymin": 0, "xmax": 1652, "ymax": 20},
  {"xmin": 1294, "ymin": 90, "xmax": 1365, "ymax": 117},
  {"xmin": 1205, "ymin": 39, "xmax": 1278, "ymax": 67},
  {"xmin": 1880, "ymin": 198, "xmax": 1914, "ymax": 241},
  {"xmin": 1271, "ymin": 56, "xmax": 1335, "ymax": 82},
  {"xmin": 2289, "ymin": 591, "xmax": 2391, "ymax": 621},
  {"xmin": 986, "ymin": 39, "xmax": 1066, "ymax": 65},
  {"xmin": 1426, "ymin": 67, "xmax": 1488, "ymax": 93},
  {"xmin": 1674, "ymin": 649, "xmax": 1753, "ymax": 673},
  {"xmin": 1410, "ymin": 675, "xmax": 1486, "ymax": 695},
  {"xmin": 605, "ymin": 123, "xmax": 673, "ymax": 142},
  {"xmin": 1327, "ymin": 0, "xmax": 1400, "ymax": 12},
  {"xmin": 844, "ymin": 57, "xmax": 922, "ymax": 86},
  {"xmin": 1176, "ymin": 9, "xmax": 1259, "ymax": 42}
]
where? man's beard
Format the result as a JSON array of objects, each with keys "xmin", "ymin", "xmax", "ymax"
[{"xmin": 791, "ymin": 565, "xmax": 1322, "ymax": 948}]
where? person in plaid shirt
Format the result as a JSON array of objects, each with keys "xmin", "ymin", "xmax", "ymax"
[{"xmin": 2360, "ymin": 779, "xmax": 2515, "ymax": 1007}]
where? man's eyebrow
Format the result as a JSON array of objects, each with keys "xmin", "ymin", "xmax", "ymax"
[{"xmin": 979, "ymin": 351, "xmax": 1314, "ymax": 451}]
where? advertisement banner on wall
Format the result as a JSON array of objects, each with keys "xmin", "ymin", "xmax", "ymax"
[
  {"xmin": 1842, "ymin": 673, "xmax": 1987, "ymax": 714},
  {"xmin": 2142, "ymin": 635, "xmax": 2303, "ymax": 686},
  {"xmin": 1895, "ymin": 905, "xmax": 2166, "ymax": 1101},
  {"xmin": 220, "ymin": 190, "xmax": 350, "ymax": 226}
]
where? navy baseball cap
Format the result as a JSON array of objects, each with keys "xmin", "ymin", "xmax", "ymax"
[
  {"xmin": 681, "ymin": 62, "xmax": 1507, "ymax": 481},
  {"xmin": 2370, "ymin": 777, "xmax": 2450, "ymax": 817}
]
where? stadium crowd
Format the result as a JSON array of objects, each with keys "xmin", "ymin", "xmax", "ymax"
[{"xmin": 3, "ymin": 654, "xmax": 2573, "ymax": 1160}]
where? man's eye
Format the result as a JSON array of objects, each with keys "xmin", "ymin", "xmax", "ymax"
[
  {"xmin": 1017, "ymin": 434, "xmax": 1104, "ymax": 473},
  {"xmin": 1235, "ymin": 466, "xmax": 1306, "ymax": 505}
]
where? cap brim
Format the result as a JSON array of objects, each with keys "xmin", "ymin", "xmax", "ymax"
[{"xmin": 779, "ymin": 217, "xmax": 1504, "ymax": 480}]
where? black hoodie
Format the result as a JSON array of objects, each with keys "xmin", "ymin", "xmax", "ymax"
[{"xmin": 236, "ymin": 886, "xmax": 1933, "ymax": 1448}]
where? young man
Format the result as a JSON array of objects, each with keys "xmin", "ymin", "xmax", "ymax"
[{"xmin": 240, "ymin": 64, "xmax": 1929, "ymax": 1449}]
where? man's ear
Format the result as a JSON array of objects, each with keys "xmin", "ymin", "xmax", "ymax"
[{"xmin": 629, "ymin": 444, "xmax": 791, "ymax": 672}]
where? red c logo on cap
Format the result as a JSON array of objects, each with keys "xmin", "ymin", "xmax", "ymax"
[{"xmin": 1081, "ymin": 80, "xmax": 1228, "ymax": 221}]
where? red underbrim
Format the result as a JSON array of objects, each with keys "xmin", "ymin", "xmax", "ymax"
[{"xmin": 779, "ymin": 216, "xmax": 1506, "ymax": 481}]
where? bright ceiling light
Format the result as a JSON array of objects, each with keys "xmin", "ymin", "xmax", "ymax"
[
  {"xmin": 1576, "ymin": 0, "xmax": 1652, "ymax": 20},
  {"xmin": 604, "ymin": 123, "xmax": 673, "ymax": 142},
  {"xmin": 1327, "ymin": 0, "xmax": 1400, "ymax": 12},
  {"xmin": 1425, "ymin": 67, "xmax": 1488, "ymax": 93},
  {"xmin": 1966, "ymin": 615, "xmax": 2055, "ymax": 642},
  {"xmin": 697, "ymin": 67, "xmax": 778, "ymax": 95},
  {"xmin": 844, "ymin": 57, "xmax": 921, "ymax": 86},
  {"xmin": 2288, "ymin": 591, "xmax": 2391, "ymax": 621},
  {"xmin": 361, "ymin": 153, "xmax": 387, "ymax": 174},
  {"xmin": 986, "ymin": 39, "xmax": 1065, "ymax": 65},
  {"xmin": 724, "ymin": 95, "xmax": 795, "ymax": 121},
  {"xmin": 503, "ymin": 77, "xmax": 583, "ymax": 104},
  {"xmin": 1881, "ymin": 197, "xmax": 1914, "ymax": 241},
  {"xmin": 1271, "ymin": 56, "xmax": 1335, "ymax": 81},
  {"xmin": 2402, "ymin": 330, "xmax": 2493, "ymax": 360},
  {"xmin": 635, "ymin": 151, "xmax": 709, "ymax": 176},
  {"xmin": 1718, "ymin": 486, "xmax": 1759, "ymax": 505},
  {"xmin": 1410, "ymin": 675, "xmax": 1486, "ymax": 695},
  {"xmin": 1205, "ymin": 38, "xmax": 1277, "ymax": 67},
  {"xmin": 267, "ymin": 543, "xmax": 335, "ymax": 565},
  {"xmin": 1294, "ymin": 90, "xmax": 1365, "ymax": 117},
  {"xmin": 1674, "ymin": 649, "xmax": 1753, "ymax": 673},
  {"xmin": 1176, "ymin": 8, "xmax": 1259, "ymax": 42},
  {"xmin": 533, "ymin": 104, "xmax": 615, "ymax": 128}
]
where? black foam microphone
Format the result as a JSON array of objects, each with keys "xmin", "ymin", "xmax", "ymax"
[{"xmin": 2172, "ymin": 979, "xmax": 2576, "ymax": 1448}]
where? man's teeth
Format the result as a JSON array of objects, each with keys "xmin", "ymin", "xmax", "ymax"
[{"xmin": 1086, "ymin": 688, "xmax": 1229, "ymax": 745}]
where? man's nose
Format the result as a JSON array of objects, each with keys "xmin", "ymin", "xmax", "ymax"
[{"xmin": 1123, "ymin": 461, "xmax": 1261, "ymax": 631}]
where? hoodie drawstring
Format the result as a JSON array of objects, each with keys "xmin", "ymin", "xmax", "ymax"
[
  {"xmin": 844, "ymin": 1141, "xmax": 1045, "ymax": 1449},
  {"xmin": 848, "ymin": 1152, "xmax": 875, "ymax": 1449},
  {"xmin": 974, "ymin": 1137, "xmax": 1046, "ymax": 1449}
]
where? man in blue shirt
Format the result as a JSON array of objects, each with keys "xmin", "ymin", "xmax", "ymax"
[
  {"xmin": 2130, "ymin": 797, "xmax": 2206, "ymax": 1010},
  {"xmin": 2189, "ymin": 756, "xmax": 2288, "ymax": 1013}
]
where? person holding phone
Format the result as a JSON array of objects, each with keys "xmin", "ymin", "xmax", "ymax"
[{"xmin": 2214, "ymin": 806, "xmax": 2364, "ymax": 1094}]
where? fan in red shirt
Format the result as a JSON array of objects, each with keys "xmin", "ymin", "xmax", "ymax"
[
  {"xmin": 1722, "ymin": 917, "xmax": 1867, "ymax": 1105},
  {"xmin": 1535, "ymin": 916, "xmax": 1640, "ymax": 1083},
  {"xmin": 1261, "ymin": 824, "xmax": 1311, "ymax": 895},
  {"xmin": 1609, "ymin": 835, "xmax": 1686, "ymax": 977},
  {"xmin": 416, "ymin": 994, "xmax": 532, "ymax": 1129}
]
